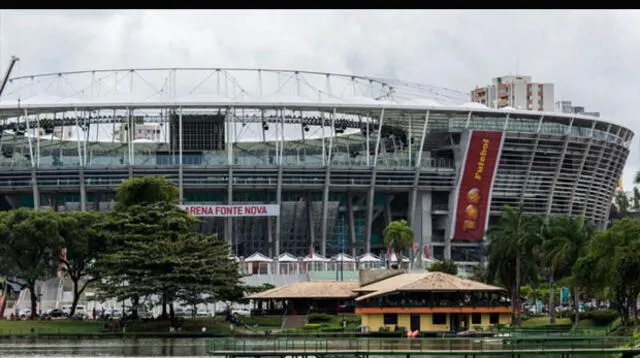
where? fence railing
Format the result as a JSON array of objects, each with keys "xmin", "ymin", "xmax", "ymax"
[{"xmin": 205, "ymin": 336, "xmax": 636, "ymax": 354}]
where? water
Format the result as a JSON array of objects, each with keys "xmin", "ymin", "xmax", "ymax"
[
  {"xmin": 0, "ymin": 338, "xmax": 616, "ymax": 357},
  {"xmin": 0, "ymin": 338, "xmax": 208, "ymax": 357}
]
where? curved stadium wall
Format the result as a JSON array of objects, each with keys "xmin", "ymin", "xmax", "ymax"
[{"xmin": 0, "ymin": 68, "xmax": 632, "ymax": 264}]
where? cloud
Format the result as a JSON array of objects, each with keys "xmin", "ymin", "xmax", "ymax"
[{"xmin": 0, "ymin": 9, "xmax": 638, "ymax": 187}]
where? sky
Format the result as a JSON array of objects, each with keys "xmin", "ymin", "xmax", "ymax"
[{"xmin": 0, "ymin": 9, "xmax": 639, "ymax": 188}]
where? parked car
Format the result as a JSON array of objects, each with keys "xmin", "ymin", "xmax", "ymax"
[
  {"xmin": 232, "ymin": 308, "xmax": 251, "ymax": 317},
  {"xmin": 61, "ymin": 305, "xmax": 87, "ymax": 316},
  {"xmin": 126, "ymin": 310, "xmax": 153, "ymax": 320},
  {"xmin": 173, "ymin": 307, "xmax": 187, "ymax": 318},
  {"xmin": 196, "ymin": 309, "xmax": 212, "ymax": 317},
  {"xmin": 101, "ymin": 308, "xmax": 123, "ymax": 319},
  {"xmin": 70, "ymin": 312, "xmax": 88, "ymax": 320},
  {"xmin": 18, "ymin": 309, "xmax": 33, "ymax": 319},
  {"xmin": 138, "ymin": 310, "xmax": 154, "ymax": 320},
  {"xmin": 44, "ymin": 308, "xmax": 66, "ymax": 318}
]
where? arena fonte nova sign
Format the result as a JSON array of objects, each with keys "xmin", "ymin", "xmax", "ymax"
[{"xmin": 179, "ymin": 204, "xmax": 280, "ymax": 217}]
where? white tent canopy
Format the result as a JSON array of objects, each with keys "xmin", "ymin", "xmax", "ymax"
[
  {"xmin": 303, "ymin": 253, "xmax": 330, "ymax": 262},
  {"xmin": 333, "ymin": 253, "xmax": 355, "ymax": 262},
  {"xmin": 389, "ymin": 252, "xmax": 410, "ymax": 263},
  {"xmin": 358, "ymin": 253, "xmax": 381, "ymax": 263},
  {"xmin": 245, "ymin": 252, "xmax": 273, "ymax": 262},
  {"xmin": 276, "ymin": 252, "xmax": 300, "ymax": 262}
]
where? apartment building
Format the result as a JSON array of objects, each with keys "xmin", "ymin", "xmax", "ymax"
[
  {"xmin": 470, "ymin": 75, "xmax": 555, "ymax": 112},
  {"xmin": 555, "ymin": 100, "xmax": 600, "ymax": 118}
]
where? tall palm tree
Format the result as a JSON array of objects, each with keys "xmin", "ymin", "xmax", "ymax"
[
  {"xmin": 634, "ymin": 171, "xmax": 640, "ymax": 186},
  {"xmin": 485, "ymin": 205, "xmax": 542, "ymax": 327},
  {"xmin": 613, "ymin": 190, "xmax": 630, "ymax": 213},
  {"xmin": 383, "ymin": 219, "xmax": 414, "ymax": 256},
  {"xmin": 468, "ymin": 263, "xmax": 489, "ymax": 283},
  {"xmin": 541, "ymin": 215, "xmax": 595, "ymax": 327}
]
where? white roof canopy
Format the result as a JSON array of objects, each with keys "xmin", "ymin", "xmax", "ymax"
[
  {"xmin": 303, "ymin": 253, "xmax": 330, "ymax": 262},
  {"xmin": 389, "ymin": 252, "xmax": 411, "ymax": 262},
  {"xmin": 333, "ymin": 252, "xmax": 355, "ymax": 262},
  {"xmin": 358, "ymin": 253, "xmax": 381, "ymax": 263},
  {"xmin": 276, "ymin": 252, "xmax": 299, "ymax": 262},
  {"xmin": 245, "ymin": 252, "xmax": 273, "ymax": 262}
]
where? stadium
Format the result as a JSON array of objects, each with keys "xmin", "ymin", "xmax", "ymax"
[{"xmin": 0, "ymin": 67, "xmax": 633, "ymax": 269}]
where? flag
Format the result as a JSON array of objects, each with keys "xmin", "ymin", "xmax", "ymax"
[
  {"xmin": 60, "ymin": 248, "xmax": 68, "ymax": 262},
  {"xmin": 423, "ymin": 244, "xmax": 431, "ymax": 259},
  {"xmin": 386, "ymin": 238, "xmax": 394, "ymax": 258},
  {"xmin": 307, "ymin": 244, "xmax": 314, "ymax": 258},
  {"xmin": 412, "ymin": 243, "xmax": 420, "ymax": 255}
]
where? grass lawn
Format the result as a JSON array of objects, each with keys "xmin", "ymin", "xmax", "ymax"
[
  {"xmin": 212, "ymin": 315, "xmax": 283, "ymax": 329},
  {"xmin": 0, "ymin": 318, "xmax": 232, "ymax": 336},
  {"xmin": 0, "ymin": 314, "xmax": 361, "ymax": 336},
  {"xmin": 125, "ymin": 318, "xmax": 232, "ymax": 334},
  {"xmin": 575, "ymin": 319, "xmax": 599, "ymax": 329},
  {"xmin": 0, "ymin": 319, "xmax": 104, "ymax": 335},
  {"xmin": 282, "ymin": 314, "xmax": 361, "ymax": 334},
  {"xmin": 211, "ymin": 314, "xmax": 362, "ymax": 334},
  {"xmin": 521, "ymin": 316, "xmax": 572, "ymax": 328}
]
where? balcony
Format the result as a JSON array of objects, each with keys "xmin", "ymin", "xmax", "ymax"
[
  {"xmin": 432, "ymin": 204, "xmax": 449, "ymax": 214},
  {"xmin": 356, "ymin": 298, "xmax": 510, "ymax": 309}
]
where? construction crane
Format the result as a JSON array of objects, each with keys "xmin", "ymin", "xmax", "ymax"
[{"xmin": 0, "ymin": 56, "xmax": 19, "ymax": 98}]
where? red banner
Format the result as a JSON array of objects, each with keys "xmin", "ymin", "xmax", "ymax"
[{"xmin": 452, "ymin": 130, "xmax": 504, "ymax": 241}]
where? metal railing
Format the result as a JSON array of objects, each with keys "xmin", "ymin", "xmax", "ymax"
[{"xmin": 205, "ymin": 336, "xmax": 637, "ymax": 355}]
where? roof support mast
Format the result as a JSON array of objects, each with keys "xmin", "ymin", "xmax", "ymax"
[{"xmin": 0, "ymin": 56, "xmax": 19, "ymax": 98}]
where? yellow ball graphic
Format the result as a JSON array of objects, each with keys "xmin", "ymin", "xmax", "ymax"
[
  {"xmin": 465, "ymin": 204, "xmax": 479, "ymax": 221},
  {"xmin": 463, "ymin": 220, "xmax": 477, "ymax": 231},
  {"xmin": 467, "ymin": 188, "xmax": 481, "ymax": 205}
]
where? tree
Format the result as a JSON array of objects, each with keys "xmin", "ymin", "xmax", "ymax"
[
  {"xmin": 94, "ymin": 176, "xmax": 187, "ymax": 319},
  {"xmin": 540, "ymin": 215, "xmax": 595, "ymax": 327},
  {"xmin": 93, "ymin": 201, "xmax": 198, "ymax": 318},
  {"xmin": 468, "ymin": 263, "xmax": 489, "ymax": 283},
  {"xmin": 114, "ymin": 176, "xmax": 179, "ymax": 210},
  {"xmin": 216, "ymin": 283, "xmax": 276, "ymax": 313},
  {"xmin": 0, "ymin": 209, "xmax": 62, "ymax": 319},
  {"xmin": 383, "ymin": 219, "xmax": 414, "ymax": 256},
  {"xmin": 58, "ymin": 211, "xmax": 110, "ymax": 317},
  {"xmin": 613, "ymin": 190, "xmax": 630, "ymax": 213},
  {"xmin": 172, "ymin": 232, "xmax": 245, "ymax": 314},
  {"xmin": 575, "ymin": 218, "xmax": 640, "ymax": 327},
  {"xmin": 94, "ymin": 176, "xmax": 246, "ymax": 320},
  {"xmin": 485, "ymin": 205, "xmax": 542, "ymax": 327},
  {"xmin": 428, "ymin": 260, "xmax": 458, "ymax": 275}
]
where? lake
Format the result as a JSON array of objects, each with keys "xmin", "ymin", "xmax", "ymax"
[
  {"xmin": 0, "ymin": 337, "xmax": 615, "ymax": 357},
  {"xmin": 0, "ymin": 338, "xmax": 208, "ymax": 356}
]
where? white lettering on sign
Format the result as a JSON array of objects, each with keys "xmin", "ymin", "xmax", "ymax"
[{"xmin": 178, "ymin": 204, "xmax": 280, "ymax": 217}]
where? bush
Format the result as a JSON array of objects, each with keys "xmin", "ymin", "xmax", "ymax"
[
  {"xmin": 320, "ymin": 325, "xmax": 344, "ymax": 332},
  {"xmin": 307, "ymin": 313, "xmax": 334, "ymax": 323},
  {"xmin": 571, "ymin": 310, "xmax": 618, "ymax": 325}
]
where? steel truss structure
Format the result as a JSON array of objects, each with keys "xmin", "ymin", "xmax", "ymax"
[{"xmin": 0, "ymin": 68, "xmax": 632, "ymax": 264}]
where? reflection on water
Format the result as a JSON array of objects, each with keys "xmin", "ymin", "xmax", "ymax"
[
  {"xmin": 0, "ymin": 338, "xmax": 615, "ymax": 358},
  {"xmin": 0, "ymin": 338, "xmax": 207, "ymax": 357}
]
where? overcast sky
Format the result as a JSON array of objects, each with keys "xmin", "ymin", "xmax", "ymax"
[{"xmin": 0, "ymin": 9, "xmax": 638, "ymax": 188}]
